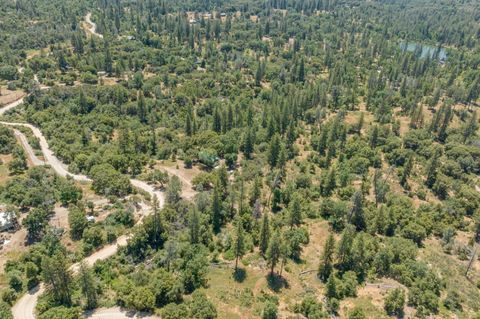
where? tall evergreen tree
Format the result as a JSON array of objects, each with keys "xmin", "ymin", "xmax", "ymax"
[
  {"xmin": 400, "ymin": 155, "xmax": 414, "ymax": 189},
  {"xmin": 213, "ymin": 106, "xmax": 222, "ymax": 133},
  {"xmin": 325, "ymin": 273, "xmax": 338, "ymax": 299},
  {"xmin": 266, "ymin": 230, "xmax": 282, "ymax": 276},
  {"xmin": 138, "ymin": 90, "xmax": 147, "ymax": 123},
  {"xmin": 268, "ymin": 134, "xmax": 281, "ymax": 168},
  {"xmin": 233, "ymin": 218, "xmax": 245, "ymax": 271},
  {"xmin": 288, "ymin": 194, "xmax": 302, "ymax": 228},
  {"xmin": 350, "ymin": 191, "xmax": 366, "ymax": 231},
  {"xmin": 78, "ymin": 262, "xmax": 98, "ymax": 309},
  {"xmin": 426, "ymin": 149, "xmax": 441, "ymax": 188},
  {"xmin": 463, "ymin": 111, "xmax": 478, "ymax": 143},
  {"xmin": 318, "ymin": 233, "xmax": 335, "ymax": 282},
  {"xmin": 211, "ymin": 183, "xmax": 222, "ymax": 233},
  {"xmin": 259, "ymin": 213, "xmax": 270, "ymax": 256},
  {"xmin": 42, "ymin": 253, "xmax": 73, "ymax": 306},
  {"xmin": 104, "ymin": 42, "xmax": 113, "ymax": 75},
  {"xmin": 337, "ymin": 225, "xmax": 356, "ymax": 271},
  {"xmin": 189, "ymin": 208, "xmax": 200, "ymax": 244},
  {"xmin": 243, "ymin": 128, "xmax": 255, "ymax": 159}
]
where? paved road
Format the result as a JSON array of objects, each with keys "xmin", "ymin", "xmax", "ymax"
[{"xmin": 1, "ymin": 96, "xmax": 164, "ymax": 319}]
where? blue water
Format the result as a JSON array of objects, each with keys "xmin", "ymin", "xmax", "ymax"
[{"xmin": 400, "ymin": 42, "xmax": 447, "ymax": 61}]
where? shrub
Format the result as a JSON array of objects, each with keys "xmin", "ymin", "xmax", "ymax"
[{"xmin": 384, "ymin": 288, "xmax": 405, "ymax": 316}]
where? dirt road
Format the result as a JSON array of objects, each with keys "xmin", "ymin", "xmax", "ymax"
[
  {"xmin": 85, "ymin": 13, "xmax": 103, "ymax": 38},
  {"xmin": 0, "ymin": 121, "xmax": 91, "ymax": 182},
  {"xmin": 1, "ymin": 96, "xmax": 166, "ymax": 319},
  {"xmin": 13, "ymin": 129, "xmax": 44, "ymax": 166},
  {"xmin": 85, "ymin": 307, "xmax": 159, "ymax": 319},
  {"xmin": 0, "ymin": 97, "xmax": 24, "ymax": 116}
]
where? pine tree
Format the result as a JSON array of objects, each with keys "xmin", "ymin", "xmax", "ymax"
[
  {"xmin": 243, "ymin": 128, "xmax": 254, "ymax": 159},
  {"xmin": 317, "ymin": 128, "xmax": 328, "ymax": 155},
  {"xmin": 370, "ymin": 125, "xmax": 379, "ymax": 149},
  {"xmin": 150, "ymin": 195, "xmax": 164, "ymax": 250},
  {"xmin": 325, "ymin": 273, "xmax": 338, "ymax": 299},
  {"xmin": 138, "ymin": 90, "xmax": 147, "ymax": 123},
  {"xmin": 58, "ymin": 52, "xmax": 68, "ymax": 72},
  {"xmin": 211, "ymin": 183, "xmax": 222, "ymax": 233},
  {"xmin": 79, "ymin": 89, "xmax": 88, "ymax": 114},
  {"xmin": 266, "ymin": 230, "xmax": 282, "ymax": 276},
  {"xmin": 426, "ymin": 149, "xmax": 441, "ymax": 188},
  {"xmin": 318, "ymin": 233, "xmax": 335, "ymax": 282},
  {"xmin": 185, "ymin": 113, "xmax": 193, "ymax": 136},
  {"xmin": 322, "ymin": 167, "xmax": 336, "ymax": 196},
  {"xmin": 213, "ymin": 106, "xmax": 222, "ymax": 133},
  {"xmin": 189, "ymin": 209, "xmax": 200, "ymax": 244},
  {"xmin": 463, "ymin": 111, "xmax": 478, "ymax": 143},
  {"xmin": 255, "ymin": 61, "xmax": 263, "ymax": 86},
  {"xmin": 250, "ymin": 177, "xmax": 262, "ymax": 206},
  {"xmin": 374, "ymin": 205, "xmax": 386, "ymax": 235},
  {"xmin": 42, "ymin": 253, "xmax": 73, "ymax": 306},
  {"xmin": 149, "ymin": 127, "xmax": 157, "ymax": 156},
  {"xmin": 288, "ymin": 194, "xmax": 302, "ymax": 228},
  {"xmin": 104, "ymin": 42, "xmax": 113, "ymax": 75},
  {"xmin": 400, "ymin": 155, "xmax": 414, "ymax": 189},
  {"xmin": 78, "ymin": 262, "xmax": 97, "ymax": 309},
  {"xmin": 227, "ymin": 104, "xmax": 234, "ymax": 131},
  {"xmin": 259, "ymin": 213, "xmax": 270, "ymax": 255},
  {"xmin": 277, "ymin": 144, "xmax": 287, "ymax": 170},
  {"xmin": 373, "ymin": 170, "xmax": 388, "ymax": 206},
  {"xmin": 268, "ymin": 134, "xmax": 281, "ymax": 168},
  {"xmin": 298, "ymin": 58, "xmax": 305, "ymax": 82},
  {"xmin": 337, "ymin": 225, "xmax": 355, "ymax": 271},
  {"xmin": 437, "ymin": 105, "xmax": 452, "ymax": 142},
  {"xmin": 350, "ymin": 191, "xmax": 365, "ymax": 231},
  {"xmin": 356, "ymin": 112, "xmax": 364, "ymax": 134},
  {"xmin": 234, "ymin": 218, "xmax": 245, "ymax": 271}
]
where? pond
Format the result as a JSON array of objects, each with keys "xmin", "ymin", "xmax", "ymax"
[{"xmin": 400, "ymin": 42, "xmax": 447, "ymax": 61}]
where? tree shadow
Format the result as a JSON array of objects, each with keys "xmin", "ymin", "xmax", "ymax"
[
  {"xmin": 267, "ymin": 273, "xmax": 289, "ymax": 292},
  {"xmin": 233, "ymin": 268, "xmax": 246, "ymax": 283}
]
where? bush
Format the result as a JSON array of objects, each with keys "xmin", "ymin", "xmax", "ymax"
[
  {"xmin": 401, "ymin": 223, "xmax": 427, "ymax": 246},
  {"xmin": 188, "ymin": 291, "xmax": 217, "ymax": 319},
  {"xmin": 384, "ymin": 288, "xmax": 405, "ymax": 316},
  {"xmin": 0, "ymin": 301, "xmax": 13, "ymax": 319},
  {"xmin": 443, "ymin": 291, "xmax": 462, "ymax": 311},
  {"xmin": 38, "ymin": 306, "xmax": 81, "ymax": 319},
  {"xmin": 162, "ymin": 303, "xmax": 188, "ymax": 319},
  {"xmin": 262, "ymin": 301, "xmax": 278, "ymax": 319},
  {"xmin": 348, "ymin": 307, "xmax": 367, "ymax": 319}
]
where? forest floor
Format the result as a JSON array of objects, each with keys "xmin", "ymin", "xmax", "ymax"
[
  {"xmin": 154, "ymin": 160, "xmax": 201, "ymax": 199},
  {"xmin": 420, "ymin": 238, "xmax": 480, "ymax": 318},
  {"xmin": 0, "ymin": 154, "xmax": 12, "ymax": 185},
  {"xmin": 202, "ymin": 219, "xmax": 415, "ymax": 319}
]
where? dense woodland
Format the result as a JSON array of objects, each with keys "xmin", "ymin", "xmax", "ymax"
[{"xmin": 0, "ymin": 0, "xmax": 480, "ymax": 318}]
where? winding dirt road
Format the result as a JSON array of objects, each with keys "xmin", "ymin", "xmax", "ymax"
[
  {"xmin": 12, "ymin": 129, "xmax": 45, "ymax": 166},
  {"xmin": 1, "ymin": 96, "xmax": 164, "ymax": 319},
  {"xmin": 85, "ymin": 12, "xmax": 103, "ymax": 38}
]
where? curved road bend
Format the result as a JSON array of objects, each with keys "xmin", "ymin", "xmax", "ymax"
[
  {"xmin": 85, "ymin": 12, "xmax": 104, "ymax": 38},
  {"xmin": 1, "ymin": 97, "xmax": 163, "ymax": 319}
]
